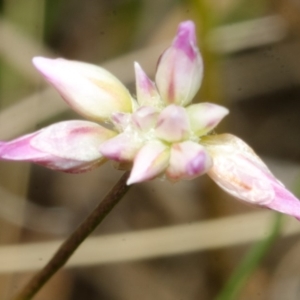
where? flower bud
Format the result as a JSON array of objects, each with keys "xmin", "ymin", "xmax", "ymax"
[
  {"xmin": 0, "ymin": 121, "xmax": 116, "ymax": 173},
  {"xmin": 204, "ymin": 134, "xmax": 300, "ymax": 220},
  {"xmin": 33, "ymin": 57, "xmax": 133, "ymax": 121},
  {"xmin": 155, "ymin": 21, "xmax": 203, "ymax": 106}
]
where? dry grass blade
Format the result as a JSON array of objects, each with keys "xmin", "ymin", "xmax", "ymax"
[
  {"xmin": 0, "ymin": 211, "xmax": 298, "ymax": 274},
  {"xmin": 0, "ymin": 17, "xmax": 51, "ymax": 82}
]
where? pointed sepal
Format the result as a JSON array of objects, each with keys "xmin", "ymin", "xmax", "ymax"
[
  {"xmin": 127, "ymin": 140, "xmax": 170, "ymax": 185},
  {"xmin": 134, "ymin": 62, "xmax": 161, "ymax": 108}
]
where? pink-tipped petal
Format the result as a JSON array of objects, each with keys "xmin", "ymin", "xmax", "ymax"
[
  {"xmin": 0, "ymin": 121, "xmax": 116, "ymax": 173},
  {"xmin": 166, "ymin": 141, "xmax": 212, "ymax": 181},
  {"xmin": 111, "ymin": 112, "xmax": 131, "ymax": 132},
  {"xmin": 0, "ymin": 133, "xmax": 49, "ymax": 160},
  {"xmin": 204, "ymin": 134, "xmax": 300, "ymax": 220},
  {"xmin": 33, "ymin": 57, "xmax": 133, "ymax": 121},
  {"xmin": 186, "ymin": 103, "xmax": 229, "ymax": 136},
  {"xmin": 266, "ymin": 183, "xmax": 300, "ymax": 221},
  {"xmin": 127, "ymin": 140, "xmax": 170, "ymax": 185},
  {"xmin": 155, "ymin": 20, "xmax": 203, "ymax": 106},
  {"xmin": 131, "ymin": 106, "xmax": 158, "ymax": 132},
  {"xmin": 99, "ymin": 132, "xmax": 143, "ymax": 162},
  {"xmin": 134, "ymin": 62, "xmax": 161, "ymax": 108},
  {"xmin": 155, "ymin": 104, "xmax": 190, "ymax": 142}
]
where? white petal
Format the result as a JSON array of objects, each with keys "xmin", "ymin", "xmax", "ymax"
[
  {"xmin": 127, "ymin": 140, "xmax": 170, "ymax": 185},
  {"xmin": 186, "ymin": 103, "xmax": 229, "ymax": 136},
  {"xmin": 167, "ymin": 141, "xmax": 212, "ymax": 181},
  {"xmin": 111, "ymin": 112, "xmax": 131, "ymax": 132},
  {"xmin": 155, "ymin": 104, "xmax": 190, "ymax": 142},
  {"xmin": 99, "ymin": 132, "xmax": 143, "ymax": 162},
  {"xmin": 155, "ymin": 21, "xmax": 203, "ymax": 106},
  {"xmin": 204, "ymin": 134, "xmax": 300, "ymax": 220},
  {"xmin": 131, "ymin": 106, "xmax": 158, "ymax": 132},
  {"xmin": 33, "ymin": 57, "xmax": 133, "ymax": 121},
  {"xmin": 0, "ymin": 121, "xmax": 116, "ymax": 173}
]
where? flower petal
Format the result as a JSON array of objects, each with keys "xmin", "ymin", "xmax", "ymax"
[
  {"xmin": 0, "ymin": 121, "xmax": 116, "ymax": 173},
  {"xmin": 99, "ymin": 132, "xmax": 143, "ymax": 162},
  {"xmin": 155, "ymin": 104, "xmax": 190, "ymax": 142},
  {"xmin": 127, "ymin": 140, "xmax": 170, "ymax": 185},
  {"xmin": 267, "ymin": 183, "xmax": 300, "ymax": 221},
  {"xmin": 166, "ymin": 141, "xmax": 212, "ymax": 181},
  {"xmin": 134, "ymin": 62, "xmax": 161, "ymax": 108},
  {"xmin": 131, "ymin": 106, "xmax": 158, "ymax": 132},
  {"xmin": 0, "ymin": 133, "xmax": 49, "ymax": 160},
  {"xmin": 155, "ymin": 20, "xmax": 203, "ymax": 106},
  {"xmin": 33, "ymin": 57, "xmax": 133, "ymax": 121},
  {"xmin": 111, "ymin": 112, "xmax": 131, "ymax": 132},
  {"xmin": 204, "ymin": 134, "xmax": 300, "ymax": 220},
  {"xmin": 186, "ymin": 103, "xmax": 229, "ymax": 136}
]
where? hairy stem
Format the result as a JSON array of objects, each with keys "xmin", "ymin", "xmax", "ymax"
[{"xmin": 13, "ymin": 171, "xmax": 131, "ymax": 300}]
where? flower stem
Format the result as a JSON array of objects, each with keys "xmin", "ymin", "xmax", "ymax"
[{"xmin": 13, "ymin": 171, "xmax": 131, "ymax": 300}]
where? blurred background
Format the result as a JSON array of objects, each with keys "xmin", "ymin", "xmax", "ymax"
[{"xmin": 0, "ymin": 0, "xmax": 300, "ymax": 299}]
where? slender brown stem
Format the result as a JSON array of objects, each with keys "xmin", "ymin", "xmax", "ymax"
[{"xmin": 13, "ymin": 171, "xmax": 131, "ymax": 300}]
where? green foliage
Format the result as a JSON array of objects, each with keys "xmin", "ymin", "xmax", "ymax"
[
  {"xmin": 216, "ymin": 213, "xmax": 283, "ymax": 300},
  {"xmin": 220, "ymin": 0, "xmax": 269, "ymax": 25}
]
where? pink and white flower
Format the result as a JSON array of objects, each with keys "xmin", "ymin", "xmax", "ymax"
[
  {"xmin": 203, "ymin": 134, "xmax": 300, "ymax": 220},
  {"xmin": 0, "ymin": 20, "xmax": 299, "ymax": 219}
]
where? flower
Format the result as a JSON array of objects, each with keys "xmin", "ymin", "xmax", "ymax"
[{"xmin": 0, "ymin": 20, "xmax": 299, "ymax": 219}]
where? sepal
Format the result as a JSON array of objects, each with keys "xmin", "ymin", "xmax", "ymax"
[{"xmin": 134, "ymin": 62, "xmax": 161, "ymax": 108}]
